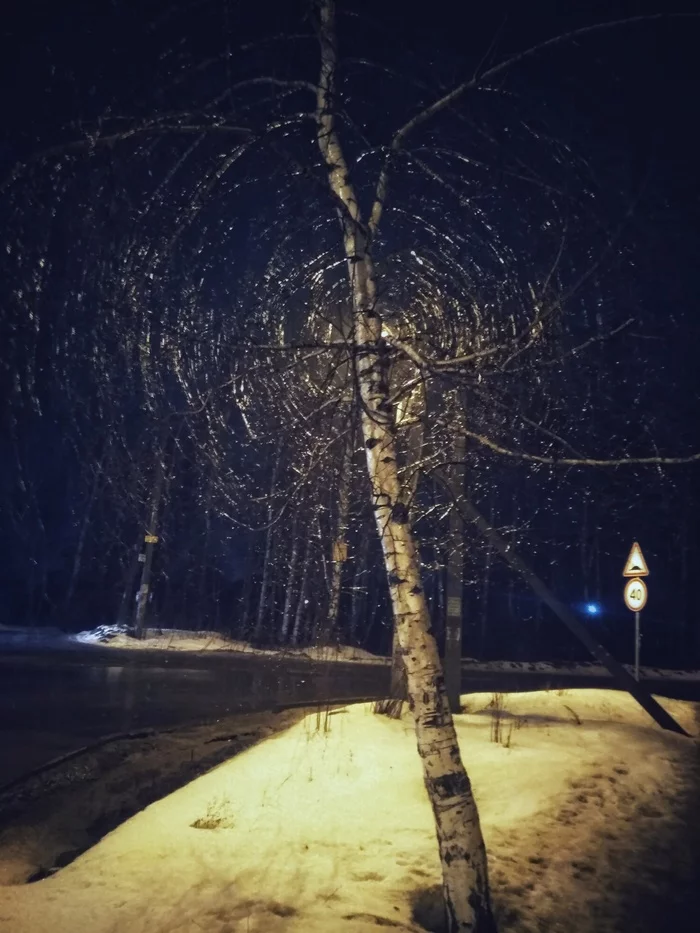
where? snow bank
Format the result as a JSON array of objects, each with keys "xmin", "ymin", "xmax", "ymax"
[
  {"xmin": 461, "ymin": 658, "xmax": 700, "ymax": 682},
  {"xmin": 68, "ymin": 627, "xmax": 700, "ymax": 679},
  {"xmin": 73, "ymin": 625, "xmax": 248, "ymax": 653},
  {"xmin": 0, "ymin": 688, "xmax": 696, "ymax": 933},
  {"xmin": 71, "ymin": 626, "xmax": 389, "ymax": 662}
]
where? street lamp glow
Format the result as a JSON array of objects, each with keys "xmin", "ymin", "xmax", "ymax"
[{"xmin": 584, "ymin": 602, "xmax": 601, "ymax": 616}]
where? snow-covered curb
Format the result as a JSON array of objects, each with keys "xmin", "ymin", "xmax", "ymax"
[
  {"xmin": 3, "ymin": 624, "xmax": 700, "ymax": 681},
  {"xmin": 461, "ymin": 658, "xmax": 700, "ymax": 681},
  {"xmin": 72, "ymin": 628, "xmax": 700, "ymax": 679}
]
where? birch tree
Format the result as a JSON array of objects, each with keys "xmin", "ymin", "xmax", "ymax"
[{"xmin": 311, "ymin": 3, "xmax": 494, "ymax": 927}]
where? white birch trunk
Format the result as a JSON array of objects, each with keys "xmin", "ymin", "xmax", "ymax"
[{"xmin": 314, "ymin": 3, "xmax": 494, "ymax": 929}]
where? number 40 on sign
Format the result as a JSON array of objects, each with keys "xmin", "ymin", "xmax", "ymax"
[{"xmin": 624, "ymin": 577, "xmax": 647, "ymax": 611}]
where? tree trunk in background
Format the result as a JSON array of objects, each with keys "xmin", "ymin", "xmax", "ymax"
[
  {"xmin": 434, "ymin": 562, "xmax": 445, "ymax": 642},
  {"xmin": 253, "ymin": 439, "xmax": 282, "ymax": 642},
  {"xmin": 64, "ymin": 446, "xmax": 107, "ymax": 611},
  {"xmin": 309, "ymin": 510, "xmax": 332, "ymax": 643},
  {"xmin": 326, "ymin": 429, "xmax": 353, "ymax": 641},
  {"xmin": 134, "ymin": 439, "xmax": 168, "ymax": 638},
  {"xmin": 117, "ymin": 543, "xmax": 142, "ymax": 626},
  {"xmin": 479, "ymin": 506, "xmax": 494, "ymax": 660},
  {"xmin": 197, "ymin": 485, "xmax": 213, "ymax": 631},
  {"xmin": 280, "ymin": 516, "xmax": 300, "ymax": 644},
  {"xmin": 236, "ymin": 564, "xmax": 254, "ymax": 638},
  {"xmin": 363, "ymin": 575, "xmax": 385, "ymax": 645},
  {"xmin": 349, "ymin": 533, "xmax": 368, "ymax": 644},
  {"xmin": 444, "ymin": 395, "xmax": 466, "ymax": 712},
  {"xmin": 291, "ymin": 533, "xmax": 312, "ymax": 646},
  {"xmin": 314, "ymin": 5, "xmax": 495, "ymax": 928}
]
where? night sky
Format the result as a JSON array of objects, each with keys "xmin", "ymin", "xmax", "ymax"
[{"xmin": 1, "ymin": 0, "xmax": 699, "ymax": 660}]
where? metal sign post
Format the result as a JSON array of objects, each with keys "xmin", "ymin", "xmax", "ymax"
[{"xmin": 623, "ymin": 542, "xmax": 649, "ymax": 682}]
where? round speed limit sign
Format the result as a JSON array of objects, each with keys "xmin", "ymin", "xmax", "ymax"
[{"xmin": 624, "ymin": 577, "xmax": 647, "ymax": 612}]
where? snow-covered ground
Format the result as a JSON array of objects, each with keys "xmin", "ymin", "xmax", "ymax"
[{"xmin": 0, "ymin": 689, "xmax": 697, "ymax": 933}]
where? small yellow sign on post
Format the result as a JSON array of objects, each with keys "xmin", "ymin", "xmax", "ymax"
[{"xmin": 144, "ymin": 534, "xmax": 159, "ymax": 544}]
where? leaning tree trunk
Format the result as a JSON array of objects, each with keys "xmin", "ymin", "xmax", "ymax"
[
  {"xmin": 314, "ymin": 4, "xmax": 494, "ymax": 929},
  {"xmin": 350, "ymin": 259, "xmax": 493, "ymax": 932}
]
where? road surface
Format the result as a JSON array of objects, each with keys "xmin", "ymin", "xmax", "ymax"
[
  {"xmin": 2, "ymin": 647, "xmax": 698, "ymax": 786},
  {"xmin": 0, "ymin": 647, "xmax": 389, "ymax": 784}
]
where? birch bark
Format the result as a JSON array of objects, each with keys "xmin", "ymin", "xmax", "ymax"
[{"xmin": 313, "ymin": 3, "xmax": 494, "ymax": 928}]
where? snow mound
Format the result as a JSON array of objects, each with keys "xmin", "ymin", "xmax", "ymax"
[
  {"xmin": 294, "ymin": 644, "xmax": 387, "ymax": 663},
  {"xmin": 0, "ymin": 688, "xmax": 697, "ymax": 933},
  {"xmin": 73, "ymin": 624, "xmax": 130, "ymax": 644},
  {"xmin": 70, "ymin": 627, "xmax": 388, "ymax": 661}
]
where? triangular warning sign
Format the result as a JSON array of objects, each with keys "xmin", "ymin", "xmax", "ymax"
[{"xmin": 623, "ymin": 541, "xmax": 649, "ymax": 577}]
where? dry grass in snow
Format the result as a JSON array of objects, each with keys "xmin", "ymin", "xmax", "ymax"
[{"xmin": 0, "ymin": 689, "xmax": 697, "ymax": 933}]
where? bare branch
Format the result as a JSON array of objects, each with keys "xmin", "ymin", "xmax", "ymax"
[
  {"xmin": 542, "ymin": 317, "xmax": 635, "ymax": 366},
  {"xmin": 384, "ymin": 334, "xmax": 504, "ymax": 371},
  {"xmin": 368, "ymin": 13, "xmax": 689, "ymax": 237},
  {"xmin": 228, "ymin": 76, "xmax": 317, "ymax": 94},
  {"xmin": 1, "ymin": 122, "xmax": 254, "ymax": 192},
  {"xmin": 461, "ymin": 428, "xmax": 700, "ymax": 467}
]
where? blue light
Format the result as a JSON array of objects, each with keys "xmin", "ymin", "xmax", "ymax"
[{"xmin": 584, "ymin": 603, "xmax": 601, "ymax": 616}]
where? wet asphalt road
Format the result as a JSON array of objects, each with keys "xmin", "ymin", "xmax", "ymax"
[
  {"xmin": 2, "ymin": 647, "xmax": 698, "ymax": 786},
  {"xmin": 0, "ymin": 647, "xmax": 389, "ymax": 784}
]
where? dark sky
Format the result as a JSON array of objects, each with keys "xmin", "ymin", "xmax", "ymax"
[
  {"xmin": 2, "ymin": 0, "xmax": 699, "ymax": 177},
  {"xmin": 2, "ymin": 0, "xmax": 698, "ymax": 444}
]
